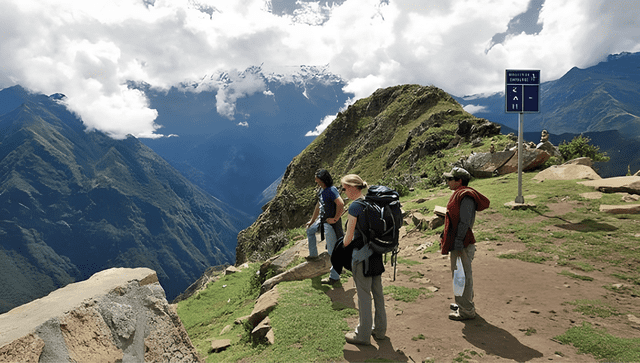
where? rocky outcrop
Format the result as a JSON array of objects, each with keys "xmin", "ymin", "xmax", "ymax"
[
  {"xmin": 465, "ymin": 148, "xmax": 550, "ymax": 177},
  {"xmin": 0, "ymin": 268, "xmax": 201, "ymax": 363}
]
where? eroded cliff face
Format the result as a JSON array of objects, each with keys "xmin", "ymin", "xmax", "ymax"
[
  {"xmin": 0, "ymin": 268, "xmax": 202, "ymax": 363},
  {"xmin": 236, "ymin": 84, "xmax": 500, "ymax": 265}
]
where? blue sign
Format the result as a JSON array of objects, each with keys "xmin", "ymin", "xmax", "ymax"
[{"xmin": 505, "ymin": 69, "xmax": 540, "ymax": 113}]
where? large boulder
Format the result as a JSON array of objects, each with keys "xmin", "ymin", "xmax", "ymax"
[
  {"xmin": 0, "ymin": 268, "xmax": 202, "ymax": 363},
  {"xmin": 464, "ymin": 151, "xmax": 515, "ymax": 177},
  {"xmin": 533, "ymin": 164, "xmax": 601, "ymax": 181},
  {"xmin": 465, "ymin": 148, "xmax": 550, "ymax": 177},
  {"xmin": 497, "ymin": 148, "xmax": 550, "ymax": 175}
]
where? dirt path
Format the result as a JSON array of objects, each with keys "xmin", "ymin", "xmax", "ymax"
[{"xmin": 323, "ymin": 207, "xmax": 640, "ymax": 362}]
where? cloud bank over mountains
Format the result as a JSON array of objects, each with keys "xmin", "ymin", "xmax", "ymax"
[{"xmin": 1, "ymin": 0, "xmax": 639, "ymax": 139}]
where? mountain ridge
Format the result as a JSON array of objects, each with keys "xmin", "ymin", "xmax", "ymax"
[
  {"xmin": 456, "ymin": 51, "xmax": 640, "ymax": 138},
  {"xmin": 235, "ymin": 84, "xmax": 502, "ymax": 264},
  {"xmin": 0, "ymin": 91, "xmax": 251, "ymax": 313}
]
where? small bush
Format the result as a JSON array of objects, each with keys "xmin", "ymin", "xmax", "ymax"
[{"xmin": 558, "ymin": 135, "xmax": 609, "ymax": 162}]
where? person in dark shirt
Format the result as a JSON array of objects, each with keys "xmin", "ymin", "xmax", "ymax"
[
  {"xmin": 306, "ymin": 169, "xmax": 344, "ymax": 285},
  {"xmin": 440, "ymin": 167, "xmax": 490, "ymax": 321}
]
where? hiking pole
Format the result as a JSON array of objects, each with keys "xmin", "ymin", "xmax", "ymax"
[{"xmin": 392, "ymin": 248, "xmax": 398, "ymax": 281}]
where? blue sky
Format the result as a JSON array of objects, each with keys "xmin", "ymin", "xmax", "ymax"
[{"xmin": 1, "ymin": 0, "xmax": 639, "ymax": 139}]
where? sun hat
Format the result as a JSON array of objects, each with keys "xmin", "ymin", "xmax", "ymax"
[{"xmin": 443, "ymin": 167, "xmax": 471, "ymax": 180}]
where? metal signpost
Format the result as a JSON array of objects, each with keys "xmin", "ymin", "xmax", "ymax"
[{"xmin": 505, "ymin": 69, "xmax": 540, "ymax": 204}]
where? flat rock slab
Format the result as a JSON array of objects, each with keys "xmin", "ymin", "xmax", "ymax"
[
  {"xmin": 599, "ymin": 204, "xmax": 640, "ymax": 214},
  {"xmin": 0, "ymin": 268, "xmax": 157, "ymax": 348},
  {"xmin": 504, "ymin": 201, "xmax": 536, "ymax": 210},
  {"xmin": 210, "ymin": 339, "xmax": 231, "ymax": 352},
  {"xmin": 579, "ymin": 176, "xmax": 640, "ymax": 194}
]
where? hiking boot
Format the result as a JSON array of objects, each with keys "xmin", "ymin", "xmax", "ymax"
[
  {"xmin": 305, "ymin": 255, "xmax": 319, "ymax": 261},
  {"xmin": 448, "ymin": 310, "xmax": 475, "ymax": 321},
  {"xmin": 321, "ymin": 277, "xmax": 340, "ymax": 286},
  {"xmin": 345, "ymin": 332, "xmax": 370, "ymax": 346},
  {"xmin": 449, "ymin": 303, "xmax": 459, "ymax": 312}
]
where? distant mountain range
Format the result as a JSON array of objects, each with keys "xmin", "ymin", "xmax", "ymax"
[
  {"xmin": 135, "ymin": 66, "xmax": 351, "ymax": 217},
  {"xmin": 455, "ymin": 51, "xmax": 640, "ymax": 177},
  {"xmin": 0, "ymin": 86, "xmax": 252, "ymax": 313}
]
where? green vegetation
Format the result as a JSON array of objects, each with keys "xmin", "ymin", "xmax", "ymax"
[
  {"xmin": 559, "ymin": 270, "xmax": 594, "ymax": 281},
  {"xmin": 563, "ymin": 299, "xmax": 622, "ymax": 318},
  {"xmin": 555, "ymin": 322, "xmax": 640, "ymax": 362},
  {"xmin": 176, "ymin": 264, "xmax": 262, "ymax": 362},
  {"xmin": 177, "ymin": 266, "xmax": 351, "ymax": 362},
  {"xmin": 558, "ymin": 135, "xmax": 610, "ymax": 163},
  {"xmin": 261, "ymin": 280, "xmax": 350, "ymax": 362},
  {"xmin": 453, "ymin": 349, "xmax": 483, "ymax": 363},
  {"xmin": 383, "ymin": 285, "xmax": 430, "ymax": 303}
]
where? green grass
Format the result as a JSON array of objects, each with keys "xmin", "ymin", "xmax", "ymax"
[
  {"xmin": 555, "ymin": 322, "xmax": 640, "ymax": 362},
  {"xmin": 176, "ymin": 264, "xmax": 263, "ymax": 362},
  {"xmin": 563, "ymin": 299, "xmax": 621, "ymax": 318},
  {"xmin": 397, "ymin": 257, "xmax": 421, "ymax": 266},
  {"xmin": 559, "ymin": 270, "xmax": 594, "ymax": 281},
  {"xmin": 383, "ymin": 285, "xmax": 430, "ymax": 303},
  {"xmin": 256, "ymin": 279, "xmax": 351, "ymax": 362}
]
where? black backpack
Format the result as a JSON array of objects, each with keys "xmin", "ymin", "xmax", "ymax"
[{"xmin": 355, "ymin": 185, "xmax": 403, "ymax": 255}]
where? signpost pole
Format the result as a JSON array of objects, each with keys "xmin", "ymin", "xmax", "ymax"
[
  {"xmin": 515, "ymin": 112, "xmax": 525, "ymax": 204},
  {"xmin": 505, "ymin": 69, "xmax": 539, "ymax": 205}
]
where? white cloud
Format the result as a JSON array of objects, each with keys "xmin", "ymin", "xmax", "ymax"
[
  {"xmin": 1, "ymin": 0, "xmax": 639, "ymax": 138},
  {"xmin": 463, "ymin": 104, "xmax": 488, "ymax": 114},
  {"xmin": 305, "ymin": 113, "xmax": 336, "ymax": 136}
]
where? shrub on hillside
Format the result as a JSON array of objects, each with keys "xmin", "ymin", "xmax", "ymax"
[{"xmin": 558, "ymin": 135, "xmax": 610, "ymax": 163}]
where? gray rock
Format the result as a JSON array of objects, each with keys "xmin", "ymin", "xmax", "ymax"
[
  {"xmin": 536, "ymin": 141, "xmax": 562, "ymax": 158},
  {"xmin": 248, "ymin": 287, "xmax": 279, "ymax": 328},
  {"xmin": 533, "ymin": 164, "xmax": 601, "ymax": 181},
  {"xmin": 579, "ymin": 176, "xmax": 640, "ymax": 195},
  {"xmin": 599, "ymin": 204, "xmax": 640, "ymax": 214},
  {"xmin": 0, "ymin": 268, "xmax": 202, "ymax": 363},
  {"xmin": 210, "ymin": 339, "xmax": 231, "ymax": 353},
  {"xmin": 563, "ymin": 157, "xmax": 593, "ymax": 167},
  {"xmin": 261, "ymin": 252, "xmax": 332, "ymax": 293}
]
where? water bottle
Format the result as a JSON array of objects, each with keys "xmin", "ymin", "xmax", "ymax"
[{"xmin": 453, "ymin": 257, "xmax": 465, "ymax": 296}]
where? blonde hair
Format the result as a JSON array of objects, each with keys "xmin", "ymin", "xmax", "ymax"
[{"xmin": 340, "ymin": 174, "xmax": 368, "ymax": 190}]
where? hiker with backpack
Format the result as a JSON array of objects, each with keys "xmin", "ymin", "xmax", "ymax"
[
  {"xmin": 306, "ymin": 169, "xmax": 344, "ymax": 285},
  {"xmin": 440, "ymin": 167, "xmax": 490, "ymax": 321},
  {"xmin": 340, "ymin": 174, "xmax": 387, "ymax": 345}
]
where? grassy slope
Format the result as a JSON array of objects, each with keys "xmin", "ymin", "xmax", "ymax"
[
  {"xmin": 178, "ymin": 171, "xmax": 640, "ymax": 362},
  {"xmin": 236, "ymin": 84, "xmax": 502, "ymax": 264}
]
